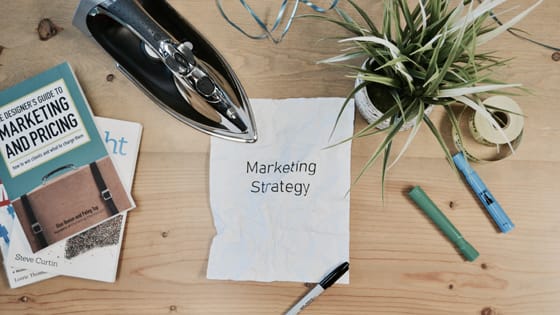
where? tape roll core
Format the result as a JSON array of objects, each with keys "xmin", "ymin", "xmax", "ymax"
[
  {"xmin": 470, "ymin": 96, "xmax": 524, "ymax": 145},
  {"xmin": 453, "ymin": 96, "xmax": 524, "ymax": 162}
]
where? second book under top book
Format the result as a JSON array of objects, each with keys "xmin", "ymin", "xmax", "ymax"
[{"xmin": 0, "ymin": 62, "xmax": 135, "ymax": 253}]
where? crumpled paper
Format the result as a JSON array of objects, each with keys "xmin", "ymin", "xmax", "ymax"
[{"xmin": 207, "ymin": 98, "xmax": 354, "ymax": 283}]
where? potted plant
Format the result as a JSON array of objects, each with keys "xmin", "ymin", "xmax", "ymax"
[{"xmin": 309, "ymin": 0, "xmax": 541, "ymax": 192}]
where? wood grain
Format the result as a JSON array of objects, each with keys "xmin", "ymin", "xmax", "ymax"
[{"xmin": 1, "ymin": 0, "xmax": 559, "ymax": 314}]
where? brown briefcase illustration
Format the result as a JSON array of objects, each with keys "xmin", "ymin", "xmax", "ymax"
[{"xmin": 12, "ymin": 156, "xmax": 133, "ymax": 253}]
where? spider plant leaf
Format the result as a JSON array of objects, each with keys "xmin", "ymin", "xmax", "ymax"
[
  {"xmin": 334, "ymin": 6, "xmax": 363, "ymax": 33},
  {"xmin": 484, "ymin": 104, "xmax": 525, "ymax": 117},
  {"xmin": 351, "ymin": 127, "xmax": 385, "ymax": 138},
  {"xmin": 477, "ymin": 0, "xmax": 543, "ymax": 46},
  {"xmin": 353, "ymin": 104, "xmax": 401, "ymax": 138},
  {"xmin": 388, "ymin": 100, "xmax": 425, "ymax": 169},
  {"xmin": 327, "ymin": 80, "xmax": 396, "ymax": 144},
  {"xmin": 389, "ymin": 89, "xmax": 406, "ymax": 120},
  {"xmin": 444, "ymin": 105, "xmax": 464, "ymax": 155},
  {"xmin": 418, "ymin": 0, "xmax": 428, "ymax": 32},
  {"xmin": 328, "ymin": 80, "xmax": 368, "ymax": 140},
  {"xmin": 425, "ymin": 27, "xmax": 447, "ymax": 82},
  {"xmin": 340, "ymin": 35, "xmax": 400, "ymax": 54},
  {"xmin": 423, "ymin": 68, "xmax": 441, "ymax": 88},
  {"xmin": 450, "ymin": 0, "xmax": 506, "ymax": 32},
  {"xmin": 374, "ymin": 56, "xmax": 411, "ymax": 72},
  {"xmin": 397, "ymin": 0, "xmax": 416, "ymax": 33},
  {"xmin": 339, "ymin": 36, "xmax": 414, "ymax": 85},
  {"xmin": 446, "ymin": 69, "xmax": 468, "ymax": 83},
  {"xmin": 392, "ymin": 1, "xmax": 403, "ymax": 45},
  {"xmin": 353, "ymin": 70, "xmax": 401, "ymax": 88},
  {"xmin": 423, "ymin": 115, "xmax": 456, "ymax": 170},
  {"xmin": 411, "ymin": 34, "xmax": 442, "ymax": 55},
  {"xmin": 438, "ymin": 83, "xmax": 521, "ymax": 98},
  {"xmin": 381, "ymin": 135, "xmax": 393, "ymax": 200},
  {"xmin": 353, "ymin": 116, "xmax": 404, "ymax": 185},
  {"xmin": 318, "ymin": 51, "xmax": 366, "ymax": 64},
  {"xmin": 453, "ymin": 95, "xmax": 515, "ymax": 153},
  {"xmin": 425, "ymin": 10, "xmax": 469, "ymax": 96},
  {"xmin": 382, "ymin": 0, "xmax": 392, "ymax": 37},
  {"xmin": 347, "ymin": 0, "xmax": 381, "ymax": 36}
]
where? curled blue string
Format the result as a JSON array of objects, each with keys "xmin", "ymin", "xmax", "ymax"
[{"xmin": 216, "ymin": 0, "xmax": 339, "ymax": 44}]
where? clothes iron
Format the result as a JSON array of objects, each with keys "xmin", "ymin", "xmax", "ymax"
[{"xmin": 73, "ymin": 0, "xmax": 257, "ymax": 143}]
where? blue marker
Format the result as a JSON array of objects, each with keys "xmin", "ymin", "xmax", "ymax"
[{"xmin": 452, "ymin": 152, "xmax": 514, "ymax": 233}]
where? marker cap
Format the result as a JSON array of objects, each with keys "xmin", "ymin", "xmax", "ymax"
[{"xmin": 455, "ymin": 239, "xmax": 480, "ymax": 262}]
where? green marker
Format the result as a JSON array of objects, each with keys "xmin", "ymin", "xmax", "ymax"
[{"xmin": 408, "ymin": 186, "xmax": 479, "ymax": 262}]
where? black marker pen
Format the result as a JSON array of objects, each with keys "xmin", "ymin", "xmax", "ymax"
[{"xmin": 284, "ymin": 261, "xmax": 349, "ymax": 315}]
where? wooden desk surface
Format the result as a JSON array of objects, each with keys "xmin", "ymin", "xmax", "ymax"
[{"xmin": 1, "ymin": 1, "xmax": 559, "ymax": 314}]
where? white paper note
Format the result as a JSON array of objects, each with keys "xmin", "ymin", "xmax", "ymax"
[{"xmin": 207, "ymin": 98, "xmax": 354, "ymax": 283}]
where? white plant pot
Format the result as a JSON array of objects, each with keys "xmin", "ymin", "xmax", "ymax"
[{"xmin": 354, "ymin": 60, "xmax": 432, "ymax": 131}]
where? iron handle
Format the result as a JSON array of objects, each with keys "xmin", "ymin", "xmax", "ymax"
[{"xmin": 100, "ymin": 0, "xmax": 196, "ymax": 74}]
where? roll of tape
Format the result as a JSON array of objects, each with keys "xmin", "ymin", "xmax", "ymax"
[
  {"xmin": 453, "ymin": 96, "xmax": 524, "ymax": 162},
  {"xmin": 469, "ymin": 96, "xmax": 524, "ymax": 145}
]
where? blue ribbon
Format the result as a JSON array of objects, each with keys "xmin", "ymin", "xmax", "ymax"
[{"xmin": 216, "ymin": 0, "xmax": 339, "ymax": 44}]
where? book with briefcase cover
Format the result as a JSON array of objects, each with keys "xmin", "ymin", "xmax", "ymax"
[
  {"xmin": 11, "ymin": 156, "xmax": 131, "ymax": 253},
  {"xmin": 0, "ymin": 62, "xmax": 135, "ymax": 254},
  {"xmin": 0, "ymin": 117, "xmax": 142, "ymax": 288}
]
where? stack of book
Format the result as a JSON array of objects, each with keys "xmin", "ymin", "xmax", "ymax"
[{"xmin": 0, "ymin": 62, "xmax": 142, "ymax": 288}]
